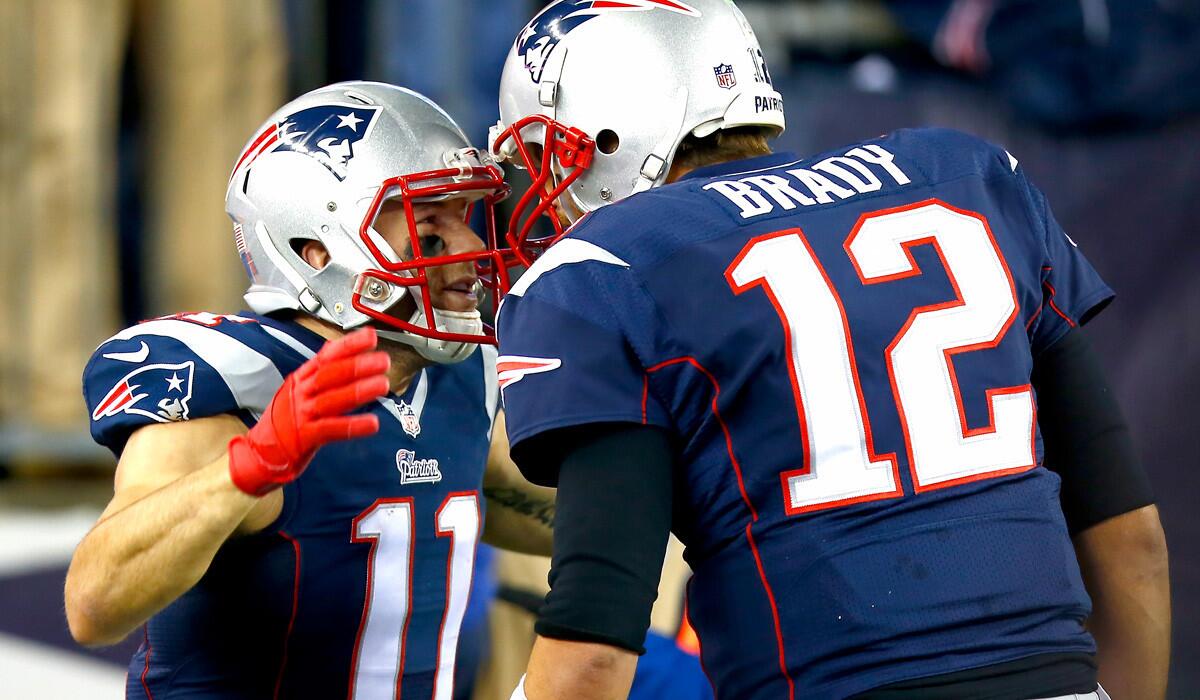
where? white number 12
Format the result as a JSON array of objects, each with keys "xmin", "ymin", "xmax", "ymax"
[{"xmin": 726, "ymin": 200, "xmax": 1036, "ymax": 515}]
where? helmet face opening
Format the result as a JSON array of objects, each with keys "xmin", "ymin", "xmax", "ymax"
[
  {"xmin": 491, "ymin": 114, "xmax": 596, "ymax": 267},
  {"xmin": 351, "ymin": 161, "xmax": 515, "ymax": 345}
]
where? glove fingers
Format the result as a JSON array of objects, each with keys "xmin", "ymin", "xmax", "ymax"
[
  {"xmin": 311, "ymin": 351, "xmax": 391, "ymax": 393},
  {"xmin": 305, "ymin": 414, "xmax": 381, "ymax": 444},
  {"xmin": 316, "ymin": 327, "xmax": 379, "ymax": 362},
  {"xmin": 313, "ymin": 376, "xmax": 390, "ymax": 416}
]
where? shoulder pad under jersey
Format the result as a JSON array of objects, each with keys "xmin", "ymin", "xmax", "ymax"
[{"xmin": 82, "ymin": 312, "xmax": 307, "ymax": 455}]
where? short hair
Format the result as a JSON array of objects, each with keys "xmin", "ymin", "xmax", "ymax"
[{"xmin": 672, "ymin": 126, "xmax": 775, "ymax": 174}]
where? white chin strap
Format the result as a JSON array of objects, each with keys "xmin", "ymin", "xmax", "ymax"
[{"xmin": 378, "ymin": 304, "xmax": 482, "ymax": 365}]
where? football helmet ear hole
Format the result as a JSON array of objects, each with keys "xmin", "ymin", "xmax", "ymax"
[
  {"xmin": 597, "ymin": 129, "xmax": 620, "ymax": 155},
  {"xmin": 290, "ymin": 238, "xmax": 328, "ymax": 271}
]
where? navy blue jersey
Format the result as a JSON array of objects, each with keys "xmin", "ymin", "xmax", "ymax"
[
  {"xmin": 496, "ymin": 128, "xmax": 1113, "ymax": 700},
  {"xmin": 82, "ymin": 312, "xmax": 499, "ymax": 700}
]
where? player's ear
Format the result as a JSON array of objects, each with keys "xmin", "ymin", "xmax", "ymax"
[{"xmin": 297, "ymin": 240, "xmax": 331, "ymax": 270}]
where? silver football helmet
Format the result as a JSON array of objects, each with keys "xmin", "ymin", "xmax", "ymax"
[
  {"xmin": 225, "ymin": 81, "xmax": 511, "ymax": 364},
  {"xmin": 490, "ymin": 0, "xmax": 784, "ymax": 264}
]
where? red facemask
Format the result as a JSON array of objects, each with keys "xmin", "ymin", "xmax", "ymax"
[
  {"xmin": 351, "ymin": 161, "xmax": 516, "ymax": 345},
  {"xmin": 491, "ymin": 114, "xmax": 597, "ymax": 267}
]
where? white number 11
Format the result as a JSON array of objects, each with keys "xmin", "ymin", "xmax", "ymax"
[{"xmin": 348, "ymin": 493, "xmax": 480, "ymax": 699}]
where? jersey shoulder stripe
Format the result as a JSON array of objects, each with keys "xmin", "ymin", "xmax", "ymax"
[
  {"xmin": 506, "ymin": 238, "xmax": 630, "ymax": 299},
  {"xmin": 83, "ymin": 312, "xmax": 311, "ymax": 454}
]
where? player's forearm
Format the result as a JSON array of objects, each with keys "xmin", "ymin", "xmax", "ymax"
[
  {"xmin": 482, "ymin": 412, "xmax": 556, "ymax": 556},
  {"xmin": 1073, "ymin": 505, "xmax": 1170, "ymax": 700},
  {"xmin": 483, "ymin": 484, "xmax": 555, "ymax": 556},
  {"xmin": 65, "ymin": 456, "xmax": 258, "ymax": 646},
  {"xmin": 523, "ymin": 636, "xmax": 637, "ymax": 700}
]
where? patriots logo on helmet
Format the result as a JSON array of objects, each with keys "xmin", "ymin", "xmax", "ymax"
[
  {"xmin": 517, "ymin": 0, "xmax": 702, "ymax": 84},
  {"xmin": 231, "ymin": 104, "xmax": 382, "ymax": 182},
  {"xmin": 92, "ymin": 361, "xmax": 196, "ymax": 424}
]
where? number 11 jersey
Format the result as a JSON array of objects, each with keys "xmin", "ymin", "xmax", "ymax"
[
  {"xmin": 495, "ymin": 128, "xmax": 1113, "ymax": 700},
  {"xmin": 84, "ymin": 313, "xmax": 498, "ymax": 699}
]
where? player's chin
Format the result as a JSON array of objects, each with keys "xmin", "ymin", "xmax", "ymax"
[{"xmin": 431, "ymin": 289, "xmax": 480, "ymax": 314}]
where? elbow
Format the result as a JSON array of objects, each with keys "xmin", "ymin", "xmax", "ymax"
[
  {"xmin": 1140, "ymin": 525, "xmax": 1170, "ymax": 583},
  {"xmin": 1128, "ymin": 508, "xmax": 1170, "ymax": 581},
  {"xmin": 64, "ymin": 582, "xmax": 128, "ymax": 648}
]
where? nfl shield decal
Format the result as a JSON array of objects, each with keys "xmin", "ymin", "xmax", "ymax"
[
  {"xmin": 714, "ymin": 63, "xmax": 737, "ymax": 89},
  {"xmin": 396, "ymin": 400, "xmax": 421, "ymax": 438}
]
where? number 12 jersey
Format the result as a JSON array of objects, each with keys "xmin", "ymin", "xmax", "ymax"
[{"xmin": 496, "ymin": 128, "xmax": 1113, "ymax": 700}]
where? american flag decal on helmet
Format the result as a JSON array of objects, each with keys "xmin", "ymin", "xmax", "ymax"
[
  {"xmin": 233, "ymin": 223, "xmax": 257, "ymax": 278},
  {"xmin": 496, "ymin": 355, "xmax": 562, "ymax": 390}
]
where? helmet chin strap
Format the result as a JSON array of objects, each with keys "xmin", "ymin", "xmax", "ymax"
[{"xmin": 376, "ymin": 302, "xmax": 481, "ymax": 365}]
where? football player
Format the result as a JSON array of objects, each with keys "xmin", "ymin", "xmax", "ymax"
[
  {"xmin": 64, "ymin": 81, "xmax": 555, "ymax": 699},
  {"xmin": 489, "ymin": 2, "xmax": 1169, "ymax": 699}
]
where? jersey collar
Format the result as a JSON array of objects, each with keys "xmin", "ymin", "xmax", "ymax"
[
  {"xmin": 678, "ymin": 152, "xmax": 802, "ymax": 182},
  {"xmin": 256, "ymin": 312, "xmax": 330, "ymax": 355}
]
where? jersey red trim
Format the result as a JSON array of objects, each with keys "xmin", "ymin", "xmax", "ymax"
[
  {"xmin": 745, "ymin": 524, "xmax": 796, "ymax": 700},
  {"xmin": 273, "ymin": 531, "xmax": 302, "ymax": 700},
  {"xmin": 645, "ymin": 357, "xmax": 757, "ymax": 521},
  {"xmin": 645, "ymin": 356, "xmax": 795, "ymax": 697},
  {"xmin": 140, "ymin": 624, "xmax": 154, "ymax": 699}
]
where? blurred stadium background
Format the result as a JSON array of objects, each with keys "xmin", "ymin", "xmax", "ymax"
[{"xmin": 0, "ymin": 0, "xmax": 1196, "ymax": 697}]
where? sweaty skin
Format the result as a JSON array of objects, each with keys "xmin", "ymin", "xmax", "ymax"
[{"xmin": 65, "ymin": 197, "xmax": 555, "ymax": 647}]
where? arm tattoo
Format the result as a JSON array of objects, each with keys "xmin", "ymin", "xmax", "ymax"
[{"xmin": 483, "ymin": 487, "xmax": 556, "ymax": 528}]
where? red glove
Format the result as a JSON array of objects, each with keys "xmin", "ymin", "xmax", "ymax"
[{"xmin": 229, "ymin": 327, "xmax": 390, "ymax": 496}]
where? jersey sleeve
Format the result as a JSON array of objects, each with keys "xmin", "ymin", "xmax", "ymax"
[
  {"xmin": 496, "ymin": 239, "xmax": 671, "ymax": 481},
  {"xmin": 82, "ymin": 316, "xmax": 289, "ymax": 456},
  {"xmin": 1018, "ymin": 169, "xmax": 1115, "ymax": 353}
]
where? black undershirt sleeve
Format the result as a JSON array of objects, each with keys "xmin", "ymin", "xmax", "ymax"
[
  {"xmin": 514, "ymin": 422, "xmax": 675, "ymax": 654},
  {"xmin": 1031, "ymin": 328, "xmax": 1154, "ymax": 535}
]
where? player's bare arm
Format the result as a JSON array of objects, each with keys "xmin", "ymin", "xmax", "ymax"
[
  {"xmin": 1032, "ymin": 327, "xmax": 1170, "ymax": 698},
  {"xmin": 482, "ymin": 411, "xmax": 555, "ymax": 556},
  {"xmin": 520, "ymin": 637, "xmax": 637, "ymax": 700},
  {"xmin": 1074, "ymin": 505, "xmax": 1170, "ymax": 700},
  {"xmin": 65, "ymin": 415, "xmax": 266, "ymax": 646},
  {"xmin": 66, "ymin": 329, "xmax": 388, "ymax": 646}
]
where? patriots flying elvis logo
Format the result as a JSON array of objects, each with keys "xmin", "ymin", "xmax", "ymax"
[
  {"xmin": 230, "ymin": 104, "xmax": 382, "ymax": 182},
  {"xmin": 92, "ymin": 361, "xmax": 196, "ymax": 424},
  {"xmin": 517, "ymin": 0, "xmax": 701, "ymax": 83}
]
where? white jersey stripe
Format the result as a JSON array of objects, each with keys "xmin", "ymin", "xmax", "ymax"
[
  {"xmin": 480, "ymin": 345, "xmax": 500, "ymax": 438},
  {"xmin": 498, "ymin": 239, "xmax": 630, "ymax": 329},
  {"xmin": 506, "ymin": 239, "xmax": 629, "ymax": 299},
  {"xmin": 262, "ymin": 325, "xmax": 318, "ymax": 359},
  {"xmin": 106, "ymin": 320, "xmax": 284, "ymax": 415}
]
